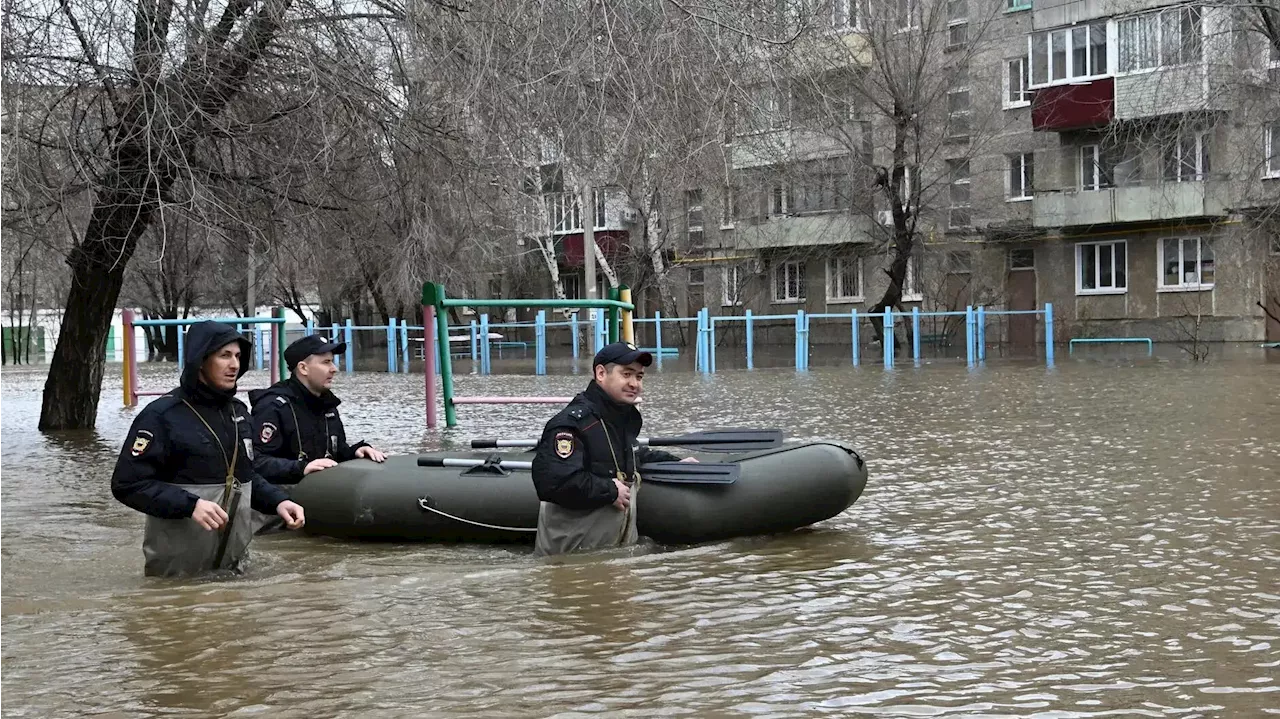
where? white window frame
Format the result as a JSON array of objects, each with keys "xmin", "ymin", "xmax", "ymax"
[
  {"xmin": 1075, "ymin": 240, "xmax": 1128, "ymax": 295},
  {"xmin": 722, "ymin": 265, "xmax": 744, "ymax": 306},
  {"xmin": 948, "ymin": 159, "xmax": 971, "ymax": 229},
  {"xmin": 721, "ymin": 185, "xmax": 736, "ymax": 229},
  {"xmin": 825, "ymin": 256, "xmax": 864, "ymax": 303},
  {"xmin": 1006, "ymin": 0, "xmax": 1031, "ymax": 11},
  {"xmin": 1266, "ymin": 122, "xmax": 1280, "ymax": 179},
  {"xmin": 1080, "ymin": 144, "xmax": 1112, "ymax": 191},
  {"xmin": 563, "ymin": 273, "xmax": 582, "ymax": 300},
  {"xmin": 946, "ymin": 66, "xmax": 970, "ymax": 141},
  {"xmin": 772, "ymin": 260, "xmax": 805, "ymax": 303},
  {"xmin": 1007, "ymin": 152, "xmax": 1034, "ymax": 201},
  {"xmin": 946, "ymin": 0, "xmax": 968, "ymax": 48},
  {"xmin": 547, "ymin": 192, "xmax": 582, "ymax": 234},
  {"xmin": 826, "ymin": 0, "xmax": 860, "ymax": 31},
  {"xmin": 895, "ymin": 0, "xmax": 919, "ymax": 31},
  {"xmin": 1268, "ymin": 34, "xmax": 1280, "ymax": 68},
  {"xmin": 592, "ymin": 188, "xmax": 607, "ymax": 230},
  {"xmin": 1117, "ymin": 6, "xmax": 1203, "ymax": 75},
  {"xmin": 769, "ymin": 181, "xmax": 790, "ymax": 217},
  {"xmin": 1003, "ymin": 57, "xmax": 1031, "ymax": 109},
  {"xmin": 1028, "ymin": 21, "xmax": 1110, "ymax": 89},
  {"xmin": 1158, "ymin": 237, "xmax": 1215, "ymax": 291},
  {"xmin": 1163, "ymin": 130, "xmax": 1210, "ymax": 183},
  {"xmin": 902, "ymin": 254, "xmax": 923, "ymax": 302}
]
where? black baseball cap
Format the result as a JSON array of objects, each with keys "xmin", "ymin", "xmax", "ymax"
[
  {"xmin": 593, "ymin": 342, "xmax": 652, "ymax": 368},
  {"xmin": 285, "ymin": 334, "xmax": 347, "ymax": 370}
]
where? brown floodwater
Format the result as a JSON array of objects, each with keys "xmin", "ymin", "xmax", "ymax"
[{"xmin": 3, "ymin": 349, "xmax": 1278, "ymax": 717}]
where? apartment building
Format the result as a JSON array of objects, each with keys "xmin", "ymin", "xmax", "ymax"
[{"xmin": 657, "ymin": 0, "xmax": 1280, "ymax": 346}]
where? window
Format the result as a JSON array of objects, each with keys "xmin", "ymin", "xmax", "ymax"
[
  {"xmin": 946, "ymin": 65, "xmax": 970, "ymax": 141},
  {"xmin": 742, "ymin": 84, "xmax": 787, "ymax": 134},
  {"xmin": 893, "ymin": 165, "xmax": 914, "ymax": 209},
  {"xmin": 948, "ymin": 159, "xmax": 971, "ymax": 229},
  {"xmin": 1159, "ymin": 237, "xmax": 1214, "ymax": 290},
  {"xmin": 592, "ymin": 189, "xmax": 606, "ymax": 229},
  {"xmin": 824, "ymin": 0, "xmax": 858, "ymax": 30},
  {"xmin": 1006, "ymin": 0, "xmax": 1030, "ymax": 10},
  {"xmin": 793, "ymin": 159, "xmax": 851, "ymax": 214},
  {"xmin": 1004, "ymin": 58, "xmax": 1031, "ymax": 108},
  {"xmin": 895, "ymin": 0, "xmax": 918, "ymax": 30},
  {"xmin": 1118, "ymin": 6, "xmax": 1202, "ymax": 73},
  {"xmin": 1009, "ymin": 248, "xmax": 1035, "ymax": 269},
  {"xmin": 773, "ymin": 260, "xmax": 805, "ymax": 302},
  {"xmin": 1163, "ymin": 131, "xmax": 1210, "ymax": 182},
  {"xmin": 1076, "ymin": 240, "xmax": 1128, "ymax": 294},
  {"xmin": 563, "ymin": 273, "xmax": 582, "ymax": 299},
  {"xmin": 1267, "ymin": 122, "xmax": 1280, "ymax": 178},
  {"xmin": 722, "ymin": 265, "xmax": 744, "ymax": 306},
  {"xmin": 1270, "ymin": 34, "xmax": 1280, "ymax": 67},
  {"xmin": 903, "ymin": 253, "xmax": 923, "ymax": 301},
  {"xmin": 826, "ymin": 256, "xmax": 863, "ymax": 301},
  {"xmin": 688, "ymin": 267, "xmax": 705, "ymax": 285},
  {"xmin": 946, "ymin": 250, "xmax": 971, "ymax": 274},
  {"xmin": 946, "ymin": 0, "xmax": 968, "ymax": 47},
  {"xmin": 1080, "ymin": 144, "xmax": 1114, "ymax": 191},
  {"xmin": 721, "ymin": 186, "xmax": 736, "ymax": 228},
  {"xmin": 1008, "ymin": 152, "xmax": 1034, "ymax": 200},
  {"xmin": 1029, "ymin": 21, "xmax": 1108, "ymax": 87},
  {"xmin": 547, "ymin": 192, "xmax": 582, "ymax": 233},
  {"xmin": 769, "ymin": 180, "xmax": 790, "ymax": 216},
  {"xmin": 1271, "ymin": 235, "xmax": 1280, "ymax": 255},
  {"xmin": 685, "ymin": 189, "xmax": 704, "ymax": 248}
]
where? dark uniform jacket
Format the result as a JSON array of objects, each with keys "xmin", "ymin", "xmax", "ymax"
[
  {"xmin": 111, "ymin": 322, "xmax": 289, "ymax": 519},
  {"xmin": 248, "ymin": 378, "xmax": 369, "ymax": 483},
  {"xmin": 531, "ymin": 381, "xmax": 679, "ymax": 510}
]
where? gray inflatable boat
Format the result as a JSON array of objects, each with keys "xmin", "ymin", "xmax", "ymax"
[{"xmin": 287, "ymin": 442, "xmax": 867, "ymax": 545}]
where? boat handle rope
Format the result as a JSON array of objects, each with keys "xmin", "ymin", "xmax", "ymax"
[{"xmin": 416, "ymin": 497, "xmax": 537, "ymax": 533}]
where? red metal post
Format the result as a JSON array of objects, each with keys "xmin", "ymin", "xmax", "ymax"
[{"xmin": 424, "ymin": 304, "xmax": 437, "ymax": 429}]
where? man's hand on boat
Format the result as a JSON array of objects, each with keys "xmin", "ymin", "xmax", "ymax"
[
  {"xmin": 304, "ymin": 458, "xmax": 338, "ymax": 475},
  {"xmin": 277, "ymin": 500, "xmax": 306, "ymax": 529},
  {"xmin": 613, "ymin": 479, "xmax": 632, "ymax": 511},
  {"xmin": 356, "ymin": 446, "xmax": 387, "ymax": 463}
]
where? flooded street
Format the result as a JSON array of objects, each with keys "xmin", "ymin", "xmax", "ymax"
[{"xmin": 3, "ymin": 354, "xmax": 1279, "ymax": 717}]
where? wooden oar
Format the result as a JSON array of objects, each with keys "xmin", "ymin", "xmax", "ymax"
[
  {"xmin": 469, "ymin": 428, "xmax": 783, "ymax": 453},
  {"xmin": 417, "ymin": 456, "xmax": 740, "ymax": 484}
]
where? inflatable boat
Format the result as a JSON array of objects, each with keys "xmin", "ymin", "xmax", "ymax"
[{"xmin": 287, "ymin": 441, "xmax": 867, "ymax": 545}]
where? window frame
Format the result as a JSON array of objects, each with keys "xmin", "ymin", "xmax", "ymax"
[
  {"xmin": 1003, "ymin": 57, "xmax": 1031, "ymax": 109},
  {"xmin": 1075, "ymin": 239, "xmax": 1129, "ymax": 295},
  {"xmin": 722, "ymin": 265, "xmax": 744, "ymax": 306},
  {"xmin": 1028, "ymin": 21, "xmax": 1110, "ymax": 89},
  {"xmin": 1266, "ymin": 122, "xmax": 1280, "ymax": 179},
  {"xmin": 825, "ymin": 255, "xmax": 864, "ymax": 303},
  {"xmin": 772, "ymin": 260, "xmax": 806, "ymax": 303},
  {"xmin": 1116, "ymin": 5, "xmax": 1203, "ymax": 75},
  {"xmin": 902, "ymin": 253, "xmax": 924, "ymax": 302},
  {"xmin": 1158, "ymin": 236, "xmax": 1215, "ymax": 291},
  {"xmin": 1007, "ymin": 152, "xmax": 1035, "ymax": 201},
  {"xmin": 592, "ymin": 188, "xmax": 607, "ymax": 229},
  {"xmin": 948, "ymin": 159, "xmax": 971, "ymax": 229},
  {"xmin": 1163, "ymin": 130, "xmax": 1210, "ymax": 183}
]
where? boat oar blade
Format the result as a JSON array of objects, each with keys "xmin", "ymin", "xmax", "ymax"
[
  {"xmin": 644, "ymin": 429, "xmax": 784, "ymax": 453},
  {"xmin": 638, "ymin": 461, "xmax": 739, "ymax": 485}
]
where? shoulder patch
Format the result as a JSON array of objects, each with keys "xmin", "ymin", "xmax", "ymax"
[
  {"xmin": 259, "ymin": 422, "xmax": 277, "ymax": 443},
  {"xmin": 275, "ymin": 396, "xmax": 287, "ymax": 405},
  {"xmin": 567, "ymin": 407, "xmax": 585, "ymax": 421},
  {"xmin": 324, "ymin": 411, "xmax": 336, "ymax": 418},
  {"xmin": 130, "ymin": 432, "xmax": 151, "ymax": 457},
  {"xmin": 554, "ymin": 431, "xmax": 575, "ymax": 459}
]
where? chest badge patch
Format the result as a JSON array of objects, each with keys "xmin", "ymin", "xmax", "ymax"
[
  {"xmin": 554, "ymin": 432, "xmax": 575, "ymax": 459},
  {"xmin": 130, "ymin": 430, "xmax": 153, "ymax": 457},
  {"xmin": 259, "ymin": 422, "xmax": 276, "ymax": 443}
]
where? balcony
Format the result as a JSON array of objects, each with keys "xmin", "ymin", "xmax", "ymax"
[
  {"xmin": 1031, "ymin": 78, "xmax": 1114, "ymax": 132},
  {"xmin": 732, "ymin": 211, "xmax": 873, "ymax": 250},
  {"xmin": 1032, "ymin": 181, "xmax": 1230, "ymax": 228},
  {"xmin": 1033, "ymin": 0, "xmax": 1189, "ymax": 30},
  {"xmin": 731, "ymin": 127, "xmax": 859, "ymax": 170},
  {"xmin": 557, "ymin": 231, "xmax": 630, "ymax": 267},
  {"xmin": 1114, "ymin": 65, "xmax": 1232, "ymax": 120}
]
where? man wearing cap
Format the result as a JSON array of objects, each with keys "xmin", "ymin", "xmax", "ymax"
[
  {"xmin": 530, "ymin": 341, "xmax": 696, "ymax": 557},
  {"xmin": 249, "ymin": 334, "xmax": 386, "ymax": 498}
]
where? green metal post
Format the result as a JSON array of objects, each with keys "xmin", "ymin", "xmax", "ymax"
[
  {"xmin": 607, "ymin": 286, "xmax": 620, "ymax": 343},
  {"xmin": 275, "ymin": 307, "xmax": 287, "ymax": 380}
]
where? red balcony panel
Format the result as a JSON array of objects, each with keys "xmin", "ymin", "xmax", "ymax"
[
  {"xmin": 1031, "ymin": 78, "xmax": 1115, "ymax": 132},
  {"xmin": 560, "ymin": 231, "xmax": 630, "ymax": 267}
]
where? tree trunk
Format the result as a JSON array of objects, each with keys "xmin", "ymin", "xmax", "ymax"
[{"xmin": 39, "ymin": 174, "xmax": 160, "ymax": 429}]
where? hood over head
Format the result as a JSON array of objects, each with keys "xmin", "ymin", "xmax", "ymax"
[{"xmin": 181, "ymin": 321, "xmax": 252, "ymax": 395}]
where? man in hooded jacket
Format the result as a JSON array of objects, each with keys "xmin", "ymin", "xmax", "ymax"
[{"xmin": 111, "ymin": 321, "xmax": 307, "ymax": 577}]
